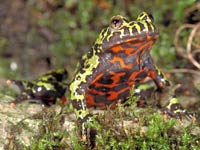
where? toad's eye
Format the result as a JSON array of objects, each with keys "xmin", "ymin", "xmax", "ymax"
[{"xmin": 110, "ymin": 16, "xmax": 123, "ymax": 29}]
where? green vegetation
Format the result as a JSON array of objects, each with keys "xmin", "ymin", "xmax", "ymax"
[
  {"xmin": 25, "ymin": 97, "xmax": 199, "ymax": 150},
  {"xmin": 93, "ymin": 97, "xmax": 199, "ymax": 150}
]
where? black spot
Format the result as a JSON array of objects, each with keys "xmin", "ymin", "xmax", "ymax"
[
  {"xmin": 72, "ymin": 100, "xmax": 82, "ymax": 110},
  {"xmin": 137, "ymin": 22, "xmax": 145, "ymax": 31},
  {"xmin": 76, "ymin": 76, "xmax": 81, "ymax": 80},
  {"xmin": 85, "ymin": 64, "xmax": 90, "ymax": 69},
  {"xmin": 129, "ymin": 21, "xmax": 136, "ymax": 26},
  {"xmin": 89, "ymin": 84, "xmax": 95, "ymax": 89},
  {"xmin": 87, "ymin": 49, "xmax": 94, "ymax": 58},
  {"xmin": 98, "ymin": 75, "xmax": 113, "ymax": 84},
  {"xmin": 147, "ymin": 13, "xmax": 154, "ymax": 22},
  {"xmin": 132, "ymin": 26, "xmax": 138, "ymax": 34},
  {"xmin": 122, "ymin": 27, "xmax": 130, "ymax": 36},
  {"xmin": 96, "ymin": 87, "xmax": 110, "ymax": 92},
  {"xmin": 170, "ymin": 103, "xmax": 183, "ymax": 112},
  {"xmin": 145, "ymin": 21, "xmax": 151, "ymax": 32},
  {"xmin": 105, "ymin": 93, "xmax": 110, "ymax": 97},
  {"xmin": 79, "ymin": 68, "xmax": 86, "ymax": 74},
  {"xmin": 101, "ymin": 29, "xmax": 107, "ymax": 37}
]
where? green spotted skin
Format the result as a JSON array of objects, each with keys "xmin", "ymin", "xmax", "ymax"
[{"xmin": 8, "ymin": 69, "xmax": 68, "ymax": 106}]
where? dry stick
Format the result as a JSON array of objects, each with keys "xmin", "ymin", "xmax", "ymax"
[
  {"xmin": 187, "ymin": 23, "xmax": 200, "ymax": 70},
  {"xmin": 174, "ymin": 23, "xmax": 200, "ymax": 75},
  {"xmin": 192, "ymin": 49, "xmax": 200, "ymax": 55},
  {"xmin": 165, "ymin": 68, "xmax": 200, "ymax": 76},
  {"xmin": 174, "ymin": 24, "xmax": 195, "ymax": 58},
  {"xmin": 174, "ymin": 2, "xmax": 200, "ymax": 72}
]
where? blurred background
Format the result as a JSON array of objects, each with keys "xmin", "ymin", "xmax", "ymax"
[{"xmin": 0, "ymin": 0, "xmax": 199, "ymax": 94}]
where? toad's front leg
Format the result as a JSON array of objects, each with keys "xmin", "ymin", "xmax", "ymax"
[
  {"xmin": 70, "ymin": 80, "xmax": 96, "ymax": 146},
  {"xmin": 71, "ymin": 98, "xmax": 90, "ymax": 138},
  {"xmin": 71, "ymin": 97, "xmax": 96, "ymax": 149},
  {"xmin": 147, "ymin": 65, "xmax": 195, "ymax": 121}
]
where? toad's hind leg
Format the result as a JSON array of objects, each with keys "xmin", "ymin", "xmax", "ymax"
[
  {"xmin": 7, "ymin": 80, "xmax": 33, "ymax": 106},
  {"xmin": 70, "ymin": 79, "xmax": 95, "ymax": 138}
]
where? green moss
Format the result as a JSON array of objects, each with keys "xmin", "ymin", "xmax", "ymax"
[{"xmin": 93, "ymin": 96, "xmax": 199, "ymax": 149}]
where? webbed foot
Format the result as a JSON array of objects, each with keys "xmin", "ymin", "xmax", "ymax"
[{"xmin": 161, "ymin": 97, "xmax": 196, "ymax": 123}]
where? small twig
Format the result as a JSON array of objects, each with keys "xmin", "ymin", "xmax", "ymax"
[
  {"xmin": 192, "ymin": 49, "xmax": 200, "ymax": 56},
  {"xmin": 174, "ymin": 24, "xmax": 195, "ymax": 58},
  {"xmin": 187, "ymin": 23, "xmax": 200, "ymax": 69},
  {"xmin": 165, "ymin": 68, "xmax": 200, "ymax": 76},
  {"xmin": 174, "ymin": 23, "xmax": 200, "ymax": 70}
]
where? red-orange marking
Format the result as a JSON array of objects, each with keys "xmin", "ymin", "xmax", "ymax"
[
  {"xmin": 128, "ymin": 70, "xmax": 147, "ymax": 85},
  {"xmin": 148, "ymin": 70, "xmax": 156, "ymax": 79},
  {"xmin": 110, "ymin": 56, "xmax": 133, "ymax": 69},
  {"xmin": 136, "ymin": 56, "xmax": 140, "ymax": 65},
  {"xmin": 124, "ymin": 37, "xmax": 139, "ymax": 44},
  {"xmin": 110, "ymin": 36, "xmax": 157, "ymax": 57},
  {"xmin": 88, "ymin": 88, "xmax": 105, "ymax": 95},
  {"xmin": 92, "ymin": 71, "xmax": 126, "ymax": 88},
  {"xmin": 124, "ymin": 40, "xmax": 150, "ymax": 56},
  {"xmin": 132, "ymin": 42, "xmax": 150, "ymax": 55},
  {"xmin": 124, "ymin": 47, "xmax": 135, "ymax": 56},
  {"xmin": 86, "ymin": 93, "xmax": 95, "ymax": 107},
  {"xmin": 147, "ymin": 34, "xmax": 159, "ymax": 40},
  {"xmin": 61, "ymin": 96, "xmax": 67, "ymax": 105},
  {"xmin": 127, "ymin": 36, "xmax": 156, "ymax": 56},
  {"xmin": 111, "ymin": 45, "xmax": 123, "ymax": 53},
  {"xmin": 109, "ymin": 71, "xmax": 125, "ymax": 84},
  {"xmin": 110, "ymin": 44, "xmax": 135, "ymax": 55},
  {"xmin": 128, "ymin": 72, "xmax": 140, "ymax": 83},
  {"xmin": 107, "ymin": 87, "xmax": 130, "ymax": 101},
  {"xmin": 91, "ymin": 73, "xmax": 104, "ymax": 85}
]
